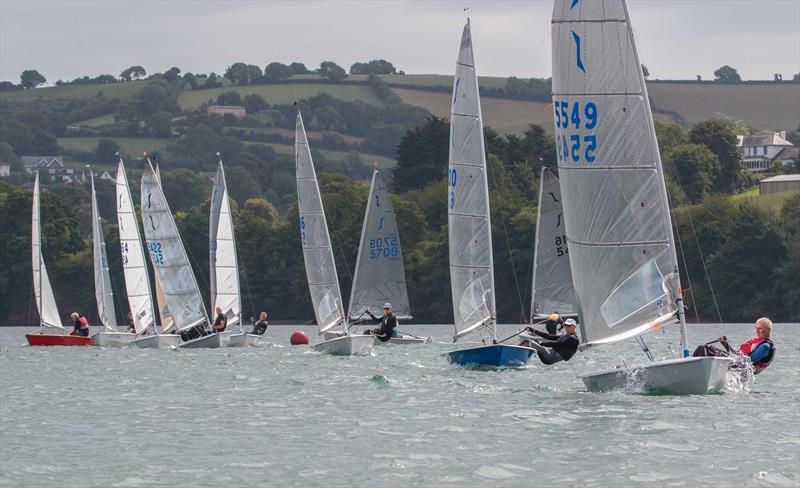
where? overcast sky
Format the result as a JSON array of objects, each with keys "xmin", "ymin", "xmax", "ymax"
[{"xmin": 1, "ymin": 0, "xmax": 799, "ymax": 83}]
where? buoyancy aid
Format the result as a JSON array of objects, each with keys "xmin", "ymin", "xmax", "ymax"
[
  {"xmin": 739, "ymin": 337, "xmax": 775, "ymax": 372},
  {"xmin": 78, "ymin": 316, "xmax": 89, "ymax": 329}
]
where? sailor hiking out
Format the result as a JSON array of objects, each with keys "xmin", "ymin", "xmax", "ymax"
[
  {"xmin": 363, "ymin": 303, "xmax": 397, "ymax": 342},
  {"xmin": 520, "ymin": 318, "xmax": 580, "ymax": 365},
  {"xmin": 695, "ymin": 317, "xmax": 776, "ymax": 374}
]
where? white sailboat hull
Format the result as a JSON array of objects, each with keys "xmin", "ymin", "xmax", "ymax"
[
  {"xmin": 228, "ymin": 333, "xmax": 261, "ymax": 347},
  {"xmin": 180, "ymin": 331, "xmax": 231, "ymax": 349},
  {"xmin": 580, "ymin": 356, "xmax": 734, "ymax": 395},
  {"xmin": 313, "ymin": 334, "xmax": 375, "ymax": 356},
  {"xmin": 324, "ymin": 330, "xmax": 430, "ymax": 345},
  {"xmin": 132, "ymin": 334, "xmax": 182, "ymax": 349},
  {"xmin": 92, "ymin": 331, "xmax": 137, "ymax": 347}
]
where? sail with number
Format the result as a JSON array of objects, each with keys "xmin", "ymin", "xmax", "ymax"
[
  {"xmin": 448, "ymin": 20, "xmax": 496, "ymax": 341},
  {"xmin": 32, "ymin": 172, "xmax": 63, "ymax": 329},
  {"xmin": 552, "ymin": 0, "xmax": 682, "ymax": 348},
  {"xmin": 530, "ymin": 167, "xmax": 577, "ymax": 319},
  {"xmin": 296, "ymin": 111, "xmax": 345, "ymax": 333},
  {"xmin": 209, "ymin": 158, "xmax": 241, "ymax": 326},
  {"xmin": 348, "ymin": 169, "xmax": 411, "ymax": 321},
  {"xmin": 141, "ymin": 160, "xmax": 208, "ymax": 332},
  {"xmin": 116, "ymin": 159, "xmax": 156, "ymax": 334},
  {"xmin": 91, "ymin": 172, "xmax": 117, "ymax": 330},
  {"xmin": 153, "ymin": 164, "xmax": 172, "ymax": 330}
]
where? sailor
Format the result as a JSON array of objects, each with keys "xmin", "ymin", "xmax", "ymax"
[
  {"xmin": 212, "ymin": 306, "xmax": 227, "ymax": 333},
  {"xmin": 126, "ymin": 311, "xmax": 136, "ymax": 334},
  {"xmin": 251, "ymin": 311, "xmax": 268, "ymax": 336},
  {"xmin": 720, "ymin": 317, "xmax": 776, "ymax": 374},
  {"xmin": 520, "ymin": 318, "xmax": 580, "ymax": 365},
  {"xmin": 363, "ymin": 303, "xmax": 397, "ymax": 342},
  {"xmin": 69, "ymin": 312, "xmax": 90, "ymax": 337},
  {"xmin": 544, "ymin": 313, "xmax": 563, "ymax": 335}
]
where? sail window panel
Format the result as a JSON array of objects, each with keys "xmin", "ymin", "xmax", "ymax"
[
  {"xmin": 449, "ymin": 163, "xmax": 489, "ymax": 216},
  {"xmin": 299, "ymin": 213, "xmax": 333, "ymax": 249},
  {"xmin": 559, "ymin": 169, "xmax": 669, "ymax": 246},
  {"xmin": 553, "ymin": 0, "xmax": 626, "ymax": 23},
  {"xmin": 308, "ymin": 285, "xmax": 344, "ymax": 328},
  {"xmin": 600, "ymin": 258, "xmax": 671, "ymax": 328},
  {"xmin": 448, "ymin": 215, "xmax": 492, "ymax": 268},
  {"xmin": 450, "ymin": 267, "xmax": 493, "ymax": 330},
  {"xmin": 450, "ymin": 115, "xmax": 486, "ymax": 168},
  {"xmin": 551, "ymin": 22, "xmax": 639, "ymax": 96},
  {"xmin": 452, "ymin": 64, "xmax": 480, "ymax": 117},
  {"xmin": 297, "ymin": 180, "xmax": 324, "ymax": 213}
]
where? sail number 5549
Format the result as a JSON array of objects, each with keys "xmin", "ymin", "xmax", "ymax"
[{"xmin": 554, "ymin": 100, "xmax": 598, "ymax": 164}]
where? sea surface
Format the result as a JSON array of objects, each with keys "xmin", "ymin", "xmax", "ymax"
[{"xmin": 0, "ymin": 323, "xmax": 798, "ymax": 488}]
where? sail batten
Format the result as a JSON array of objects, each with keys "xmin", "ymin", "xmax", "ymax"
[
  {"xmin": 141, "ymin": 160, "xmax": 208, "ymax": 332},
  {"xmin": 552, "ymin": 0, "xmax": 682, "ymax": 347},
  {"xmin": 296, "ymin": 111, "xmax": 345, "ymax": 332},
  {"xmin": 91, "ymin": 173, "xmax": 117, "ymax": 331}
]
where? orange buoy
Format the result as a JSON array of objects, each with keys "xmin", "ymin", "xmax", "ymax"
[{"xmin": 290, "ymin": 330, "xmax": 309, "ymax": 345}]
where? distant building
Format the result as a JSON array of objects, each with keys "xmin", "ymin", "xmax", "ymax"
[
  {"xmin": 21, "ymin": 155, "xmax": 75, "ymax": 182},
  {"xmin": 0, "ymin": 164, "xmax": 10, "ymax": 177},
  {"xmin": 207, "ymin": 105, "xmax": 246, "ymax": 118},
  {"xmin": 740, "ymin": 132, "xmax": 795, "ymax": 172},
  {"xmin": 759, "ymin": 174, "xmax": 800, "ymax": 195}
]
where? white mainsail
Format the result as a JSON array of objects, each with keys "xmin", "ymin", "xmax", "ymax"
[
  {"xmin": 141, "ymin": 160, "xmax": 209, "ymax": 332},
  {"xmin": 296, "ymin": 111, "xmax": 345, "ymax": 333},
  {"xmin": 32, "ymin": 172, "xmax": 63, "ymax": 329},
  {"xmin": 153, "ymin": 164, "xmax": 172, "ymax": 330},
  {"xmin": 91, "ymin": 172, "xmax": 117, "ymax": 330},
  {"xmin": 209, "ymin": 158, "xmax": 241, "ymax": 326},
  {"xmin": 348, "ymin": 169, "xmax": 411, "ymax": 320},
  {"xmin": 116, "ymin": 159, "xmax": 156, "ymax": 334},
  {"xmin": 552, "ymin": 0, "xmax": 683, "ymax": 349},
  {"xmin": 448, "ymin": 20, "xmax": 496, "ymax": 341},
  {"xmin": 530, "ymin": 167, "xmax": 577, "ymax": 319}
]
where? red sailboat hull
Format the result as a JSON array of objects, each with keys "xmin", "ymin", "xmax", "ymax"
[{"xmin": 25, "ymin": 333, "xmax": 94, "ymax": 347}]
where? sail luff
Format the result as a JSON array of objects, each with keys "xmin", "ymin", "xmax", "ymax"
[
  {"xmin": 32, "ymin": 172, "xmax": 63, "ymax": 329},
  {"xmin": 140, "ymin": 159, "xmax": 209, "ymax": 332},
  {"xmin": 209, "ymin": 159, "xmax": 241, "ymax": 326},
  {"xmin": 448, "ymin": 20, "xmax": 496, "ymax": 341},
  {"xmin": 91, "ymin": 172, "xmax": 117, "ymax": 330},
  {"xmin": 295, "ymin": 111, "xmax": 345, "ymax": 333},
  {"xmin": 116, "ymin": 159, "xmax": 156, "ymax": 334}
]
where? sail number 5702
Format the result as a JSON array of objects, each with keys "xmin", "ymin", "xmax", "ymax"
[{"xmin": 554, "ymin": 100, "xmax": 598, "ymax": 164}]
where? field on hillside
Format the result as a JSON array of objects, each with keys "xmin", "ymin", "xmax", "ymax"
[
  {"xmin": 178, "ymin": 83, "xmax": 383, "ymax": 110},
  {"xmin": 393, "ymin": 87, "xmax": 553, "ymax": 135},
  {"xmin": 381, "ymin": 73, "xmax": 508, "ymax": 89},
  {"xmin": 58, "ymin": 137, "xmax": 172, "ymax": 156},
  {"xmin": 0, "ymin": 81, "xmax": 147, "ymax": 102},
  {"xmin": 733, "ymin": 188, "xmax": 798, "ymax": 215},
  {"xmin": 245, "ymin": 141, "xmax": 396, "ymax": 169}
]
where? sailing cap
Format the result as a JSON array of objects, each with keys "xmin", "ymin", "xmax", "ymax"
[
  {"xmin": 564, "ymin": 318, "xmax": 577, "ymax": 327},
  {"xmin": 548, "ymin": 313, "xmax": 559, "ymax": 321},
  {"xmin": 383, "ymin": 303, "xmax": 392, "ymax": 309}
]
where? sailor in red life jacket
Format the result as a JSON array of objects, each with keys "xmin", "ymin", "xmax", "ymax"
[
  {"xmin": 720, "ymin": 317, "xmax": 776, "ymax": 374},
  {"xmin": 69, "ymin": 312, "xmax": 90, "ymax": 337}
]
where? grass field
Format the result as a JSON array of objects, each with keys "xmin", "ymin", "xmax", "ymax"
[
  {"xmin": 74, "ymin": 113, "xmax": 116, "ymax": 127},
  {"xmin": 178, "ymin": 83, "xmax": 383, "ymax": 111},
  {"xmin": 0, "ymin": 81, "xmax": 147, "ymax": 102},
  {"xmin": 732, "ymin": 188, "xmax": 798, "ymax": 214},
  {"xmin": 380, "ymin": 73, "xmax": 508, "ymax": 89},
  {"xmin": 248, "ymin": 141, "xmax": 396, "ymax": 169},
  {"xmin": 58, "ymin": 137, "xmax": 173, "ymax": 156}
]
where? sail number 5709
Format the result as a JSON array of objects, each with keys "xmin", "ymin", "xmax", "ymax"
[{"xmin": 554, "ymin": 100, "xmax": 598, "ymax": 164}]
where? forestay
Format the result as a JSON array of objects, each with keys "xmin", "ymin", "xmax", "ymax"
[
  {"xmin": 153, "ymin": 164, "xmax": 173, "ymax": 330},
  {"xmin": 296, "ymin": 111, "xmax": 345, "ymax": 333},
  {"xmin": 552, "ymin": 0, "xmax": 681, "ymax": 347},
  {"xmin": 531, "ymin": 167, "xmax": 577, "ymax": 319},
  {"xmin": 91, "ymin": 172, "xmax": 117, "ymax": 330},
  {"xmin": 448, "ymin": 20, "xmax": 496, "ymax": 341},
  {"xmin": 32, "ymin": 172, "xmax": 62, "ymax": 329},
  {"xmin": 209, "ymin": 159, "xmax": 241, "ymax": 326},
  {"xmin": 141, "ymin": 160, "xmax": 209, "ymax": 332},
  {"xmin": 348, "ymin": 170, "xmax": 411, "ymax": 320},
  {"xmin": 116, "ymin": 160, "xmax": 156, "ymax": 334}
]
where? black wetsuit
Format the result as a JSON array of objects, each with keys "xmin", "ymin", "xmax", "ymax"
[
  {"xmin": 366, "ymin": 311, "xmax": 397, "ymax": 342},
  {"xmin": 213, "ymin": 313, "xmax": 226, "ymax": 333},
  {"xmin": 251, "ymin": 320, "xmax": 268, "ymax": 336},
  {"xmin": 545, "ymin": 318, "xmax": 562, "ymax": 335},
  {"xmin": 530, "ymin": 329, "xmax": 579, "ymax": 364}
]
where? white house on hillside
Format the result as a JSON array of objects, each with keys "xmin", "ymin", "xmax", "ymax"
[{"xmin": 739, "ymin": 132, "xmax": 796, "ymax": 172}]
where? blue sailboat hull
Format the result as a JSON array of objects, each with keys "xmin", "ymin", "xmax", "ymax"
[{"xmin": 444, "ymin": 344, "xmax": 535, "ymax": 368}]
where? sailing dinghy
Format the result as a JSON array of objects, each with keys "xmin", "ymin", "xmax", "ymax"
[
  {"xmin": 140, "ymin": 160, "xmax": 216, "ymax": 348},
  {"xmin": 209, "ymin": 158, "xmax": 257, "ymax": 347},
  {"xmin": 552, "ymin": 0, "xmax": 731, "ymax": 394},
  {"xmin": 443, "ymin": 20, "xmax": 534, "ymax": 367},
  {"xmin": 325, "ymin": 169, "xmax": 430, "ymax": 345},
  {"xmin": 26, "ymin": 173, "xmax": 93, "ymax": 346},
  {"xmin": 88, "ymin": 170, "xmax": 133, "ymax": 347},
  {"xmin": 296, "ymin": 110, "xmax": 374, "ymax": 356}
]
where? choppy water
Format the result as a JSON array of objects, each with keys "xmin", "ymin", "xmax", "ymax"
[{"xmin": 1, "ymin": 323, "xmax": 798, "ymax": 488}]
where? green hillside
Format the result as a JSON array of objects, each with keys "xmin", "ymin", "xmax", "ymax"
[
  {"xmin": 177, "ymin": 83, "xmax": 383, "ymax": 110},
  {"xmin": 0, "ymin": 80, "xmax": 147, "ymax": 102}
]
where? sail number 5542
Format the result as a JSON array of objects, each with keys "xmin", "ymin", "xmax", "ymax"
[{"xmin": 554, "ymin": 100, "xmax": 598, "ymax": 164}]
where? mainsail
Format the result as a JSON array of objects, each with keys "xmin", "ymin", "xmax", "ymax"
[
  {"xmin": 32, "ymin": 172, "xmax": 63, "ymax": 329},
  {"xmin": 348, "ymin": 169, "xmax": 411, "ymax": 320},
  {"xmin": 552, "ymin": 0, "xmax": 682, "ymax": 348},
  {"xmin": 448, "ymin": 20, "xmax": 496, "ymax": 341},
  {"xmin": 530, "ymin": 167, "xmax": 577, "ymax": 319},
  {"xmin": 296, "ymin": 111, "xmax": 345, "ymax": 333},
  {"xmin": 141, "ymin": 160, "xmax": 208, "ymax": 332},
  {"xmin": 116, "ymin": 159, "xmax": 156, "ymax": 334},
  {"xmin": 91, "ymin": 172, "xmax": 117, "ymax": 330},
  {"xmin": 153, "ymin": 164, "xmax": 172, "ymax": 330},
  {"xmin": 209, "ymin": 158, "xmax": 241, "ymax": 326}
]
